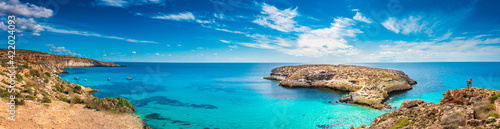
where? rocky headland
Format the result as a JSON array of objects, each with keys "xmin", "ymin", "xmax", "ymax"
[
  {"xmin": 264, "ymin": 64, "xmax": 417, "ymax": 109},
  {"xmin": 358, "ymin": 88, "xmax": 500, "ymax": 129},
  {"xmin": 0, "ymin": 49, "xmax": 147, "ymax": 128}
]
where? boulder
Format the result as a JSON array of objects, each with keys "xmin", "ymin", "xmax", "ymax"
[{"xmin": 400, "ymin": 99, "xmax": 424, "ymax": 109}]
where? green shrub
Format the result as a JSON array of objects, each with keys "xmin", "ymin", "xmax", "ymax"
[
  {"xmin": 55, "ymin": 84, "xmax": 65, "ymax": 93},
  {"xmin": 26, "ymin": 95, "xmax": 37, "ymax": 100},
  {"xmin": 30, "ymin": 70, "xmax": 41, "ymax": 77},
  {"xmin": 117, "ymin": 97, "xmax": 134, "ymax": 109},
  {"xmin": 488, "ymin": 112, "xmax": 500, "ymax": 118},
  {"xmin": 489, "ymin": 94, "xmax": 500, "ymax": 103},
  {"xmin": 42, "ymin": 96, "xmax": 51, "ymax": 103},
  {"xmin": 62, "ymin": 97, "xmax": 69, "ymax": 102},
  {"xmin": 44, "ymin": 72, "xmax": 51, "ymax": 77},
  {"xmin": 71, "ymin": 97, "xmax": 84, "ymax": 104},
  {"xmin": 16, "ymin": 74, "xmax": 23, "ymax": 82},
  {"xmin": 75, "ymin": 85, "xmax": 82, "ymax": 91},
  {"xmin": 390, "ymin": 117, "xmax": 410, "ymax": 129}
]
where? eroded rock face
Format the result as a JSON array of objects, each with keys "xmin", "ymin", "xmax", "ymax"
[
  {"xmin": 365, "ymin": 88, "xmax": 500, "ymax": 129},
  {"xmin": 264, "ymin": 64, "xmax": 417, "ymax": 109}
]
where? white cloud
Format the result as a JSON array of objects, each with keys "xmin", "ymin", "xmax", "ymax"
[
  {"xmin": 0, "ymin": 17, "xmax": 44, "ymax": 36},
  {"xmin": 353, "ymin": 12, "xmax": 372, "ymax": 23},
  {"xmin": 46, "ymin": 44, "xmax": 81, "ymax": 56},
  {"xmin": 374, "ymin": 36, "xmax": 500, "ymax": 62},
  {"xmin": 152, "ymin": 12, "xmax": 195, "ymax": 21},
  {"xmin": 195, "ymin": 19, "xmax": 211, "ymax": 24},
  {"xmin": 96, "ymin": 0, "xmax": 164, "ymax": 8},
  {"xmin": 284, "ymin": 18, "xmax": 362, "ymax": 57},
  {"xmin": 214, "ymin": 13, "xmax": 224, "ymax": 19},
  {"xmin": 0, "ymin": 0, "xmax": 53, "ymax": 18},
  {"xmin": 214, "ymin": 28, "xmax": 246, "ymax": 34},
  {"xmin": 241, "ymin": 17, "xmax": 362, "ymax": 57},
  {"xmin": 219, "ymin": 40, "xmax": 231, "ymax": 43},
  {"xmin": 381, "ymin": 16, "xmax": 428, "ymax": 35},
  {"xmin": 155, "ymin": 53, "xmax": 160, "ymax": 55},
  {"xmin": 132, "ymin": 51, "xmax": 136, "ymax": 54},
  {"xmin": 252, "ymin": 3, "xmax": 309, "ymax": 32},
  {"xmin": 228, "ymin": 45, "xmax": 238, "ymax": 49},
  {"xmin": 213, "ymin": 53, "xmax": 218, "ymax": 56},
  {"xmin": 43, "ymin": 26, "xmax": 158, "ymax": 43}
]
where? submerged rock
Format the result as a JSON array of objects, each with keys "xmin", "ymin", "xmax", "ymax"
[{"xmin": 264, "ymin": 64, "xmax": 417, "ymax": 109}]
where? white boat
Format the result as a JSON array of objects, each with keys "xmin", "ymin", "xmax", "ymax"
[
  {"xmin": 74, "ymin": 77, "xmax": 79, "ymax": 80},
  {"xmin": 127, "ymin": 76, "xmax": 132, "ymax": 80},
  {"xmin": 107, "ymin": 78, "xmax": 111, "ymax": 81}
]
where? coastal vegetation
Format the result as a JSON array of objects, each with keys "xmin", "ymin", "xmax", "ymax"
[
  {"xmin": 264, "ymin": 64, "xmax": 417, "ymax": 109},
  {"xmin": 0, "ymin": 49, "xmax": 146, "ymax": 128},
  {"xmin": 360, "ymin": 88, "xmax": 500, "ymax": 129}
]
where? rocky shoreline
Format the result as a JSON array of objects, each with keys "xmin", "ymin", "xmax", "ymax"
[
  {"xmin": 356, "ymin": 88, "xmax": 500, "ymax": 129},
  {"xmin": 263, "ymin": 64, "xmax": 417, "ymax": 109},
  {"xmin": 0, "ymin": 49, "xmax": 148, "ymax": 128}
]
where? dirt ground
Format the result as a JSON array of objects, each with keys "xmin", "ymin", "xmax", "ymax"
[{"xmin": 0, "ymin": 100, "xmax": 144, "ymax": 129}]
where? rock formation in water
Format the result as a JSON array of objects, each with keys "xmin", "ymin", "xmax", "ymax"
[
  {"xmin": 264, "ymin": 64, "xmax": 417, "ymax": 109},
  {"xmin": 0, "ymin": 49, "xmax": 147, "ymax": 128},
  {"xmin": 359, "ymin": 88, "xmax": 500, "ymax": 129}
]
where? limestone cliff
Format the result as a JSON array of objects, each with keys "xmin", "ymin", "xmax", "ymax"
[
  {"xmin": 0, "ymin": 49, "xmax": 122, "ymax": 73},
  {"xmin": 362, "ymin": 88, "xmax": 500, "ymax": 129},
  {"xmin": 264, "ymin": 64, "xmax": 417, "ymax": 109}
]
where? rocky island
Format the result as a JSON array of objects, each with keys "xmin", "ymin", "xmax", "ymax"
[
  {"xmin": 359, "ymin": 88, "xmax": 500, "ymax": 129},
  {"xmin": 264, "ymin": 64, "xmax": 417, "ymax": 109},
  {"xmin": 0, "ymin": 49, "xmax": 147, "ymax": 128}
]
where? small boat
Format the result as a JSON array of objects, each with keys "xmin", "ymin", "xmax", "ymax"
[
  {"xmin": 74, "ymin": 77, "xmax": 79, "ymax": 80},
  {"xmin": 107, "ymin": 78, "xmax": 111, "ymax": 81},
  {"xmin": 127, "ymin": 76, "xmax": 132, "ymax": 80},
  {"xmin": 65, "ymin": 79, "xmax": 69, "ymax": 82},
  {"xmin": 84, "ymin": 79, "xmax": 87, "ymax": 81}
]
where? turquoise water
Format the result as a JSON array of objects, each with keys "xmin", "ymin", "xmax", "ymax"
[{"xmin": 59, "ymin": 62, "xmax": 500, "ymax": 129}]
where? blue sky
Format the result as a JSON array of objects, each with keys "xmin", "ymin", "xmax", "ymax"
[{"xmin": 1, "ymin": 0, "xmax": 499, "ymax": 63}]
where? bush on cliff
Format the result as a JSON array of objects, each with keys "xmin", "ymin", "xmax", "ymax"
[
  {"xmin": 16, "ymin": 74, "xmax": 23, "ymax": 82},
  {"xmin": 74, "ymin": 85, "xmax": 82, "ymax": 93},
  {"xmin": 30, "ymin": 70, "xmax": 41, "ymax": 77},
  {"xmin": 71, "ymin": 96, "xmax": 84, "ymax": 104},
  {"xmin": 42, "ymin": 96, "xmax": 51, "ymax": 103},
  {"xmin": 85, "ymin": 97, "xmax": 136, "ymax": 113},
  {"xmin": 489, "ymin": 94, "xmax": 500, "ymax": 103},
  {"xmin": 44, "ymin": 72, "xmax": 51, "ymax": 77}
]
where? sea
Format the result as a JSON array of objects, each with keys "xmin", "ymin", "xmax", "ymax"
[{"xmin": 58, "ymin": 62, "xmax": 500, "ymax": 129}]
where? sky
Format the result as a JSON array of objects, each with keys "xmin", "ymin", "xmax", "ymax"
[{"xmin": 0, "ymin": 0, "xmax": 499, "ymax": 63}]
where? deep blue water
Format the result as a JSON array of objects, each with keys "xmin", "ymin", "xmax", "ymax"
[{"xmin": 58, "ymin": 62, "xmax": 500, "ymax": 129}]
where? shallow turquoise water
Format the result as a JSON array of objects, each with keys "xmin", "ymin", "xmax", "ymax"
[{"xmin": 59, "ymin": 62, "xmax": 500, "ymax": 129}]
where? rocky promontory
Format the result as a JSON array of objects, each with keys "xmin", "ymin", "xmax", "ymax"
[
  {"xmin": 264, "ymin": 64, "xmax": 417, "ymax": 109},
  {"xmin": 362, "ymin": 88, "xmax": 500, "ymax": 129},
  {"xmin": 0, "ymin": 49, "xmax": 146, "ymax": 128}
]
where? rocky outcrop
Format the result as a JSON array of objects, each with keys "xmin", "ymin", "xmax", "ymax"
[
  {"xmin": 363, "ymin": 88, "xmax": 500, "ymax": 129},
  {"xmin": 264, "ymin": 64, "xmax": 417, "ymax": 109},
  {"xmin": 0, "ymin": 49, "xmax": 122, "ymax": 73},
  {"xmin": 0, "ymin": 49, "xmax": 146, "ymax": 128}
]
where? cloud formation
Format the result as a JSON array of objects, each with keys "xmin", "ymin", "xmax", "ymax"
[
  {"xmin": 353, "ymin": 12, "xmax": 372, "ymax": 23},
  {"xmin": 0, "ymin": 0, "xmax": 53, "ymax": 18},
  {"xmin": 152, "ymin": 12, "xmax": 196, "ymax": 21},
  {"xmin": 0, "ymin": 17, "xmax": 45, "ymax": 36},
  {"xmin": 46, "ymin": 44, "xmax": 81, "ymax": 56},
  {"xmin": 96, "ymin": 0, "xmax": 164, "ymax": 8},
  {"xmin": 381, "ymin": 16, "xmax": 429, "ymax": 35},
  {"xmin": 374, "ymin": 36, "xmax": 500, "ymax": 62},
  {"xmin": 43, "ymin": 26, "xmax": 157, "ymax": 43},
  {"xmin": 252, "ymin": 3, "xmax": 309, "ymax": 32}
]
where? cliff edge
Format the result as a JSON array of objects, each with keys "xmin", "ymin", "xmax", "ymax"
[
  {"xmin": 263, "ymin": 64, "xmax": 417, "ymax": 109},
  {"xmin": 0, "ymin": 49, "xmax": 146, "ymax": 128},
  {"xmin": 362, "ymin": 88, "xmax": 500, "ymax": 129}
]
